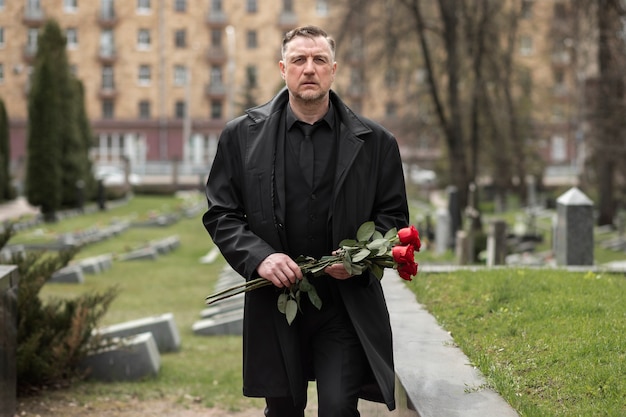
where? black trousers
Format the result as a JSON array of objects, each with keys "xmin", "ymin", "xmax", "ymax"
[{"xmin": 264, "ymin": 294, "xmax": 368, "ymax": 417}]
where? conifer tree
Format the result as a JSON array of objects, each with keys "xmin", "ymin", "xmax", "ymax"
[
  {"xmin": 74, "ymin": 79, "xmax": 96, "ymax": 203},
  {"xmin": 0, "ymin": 98, "xmax": 11, "ymax": 202},
  {"xmin": 25, "ymin": 20, "xmax": 65, "ymax": 221}
]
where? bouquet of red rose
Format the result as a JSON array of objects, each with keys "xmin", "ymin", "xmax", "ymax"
[{"xmin": 206, "ymin": 221, "xmax": 420, "ymax": 324}]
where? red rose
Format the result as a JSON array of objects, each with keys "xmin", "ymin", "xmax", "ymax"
[
  {"xmin": 398, "ymin": 225, "xmax": 421, "ymax": 251},
  {"xmin": 397, "ymin": 262, "xmax": 418, "ymax": 280},
  {"xmin": 392, "ymin": 244, "xmax": 414, "ymax": 264}
]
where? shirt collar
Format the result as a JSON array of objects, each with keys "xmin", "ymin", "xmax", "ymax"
[{"xmin": 286, "ymin": 101, "xmax": 334, "ymax": 131}]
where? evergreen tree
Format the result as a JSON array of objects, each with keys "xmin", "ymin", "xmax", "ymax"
[
  {"xmin": 59, "ymin": 75, "xmax": 85, "ymax": 208},
  {"xmin": 25, "ymin": 20, "xmax": 65, "ymax": 221},
  {"xmin": 0, "ymin": 98, "xmax": 11, "ymax": 202},
  {"xmin": 75, "ymin": 79, "xmax": 96, "ymax": 204}
]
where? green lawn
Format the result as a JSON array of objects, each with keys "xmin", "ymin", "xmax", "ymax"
[
  {"xmin": 408, "ymin": 269, "xmax": 626, "ymax": 417},
  {"xmin": 8, "ymin": 194, "xmax": 626, "ymax": 415}
]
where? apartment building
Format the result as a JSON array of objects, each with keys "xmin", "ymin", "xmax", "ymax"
[
  {"xmin": 0, "ymin": 0, "xmax": 592, "ymax": 185},
  {"xmin": 0, "ymin": 0, "xmax": 335, "ymax": 178}
]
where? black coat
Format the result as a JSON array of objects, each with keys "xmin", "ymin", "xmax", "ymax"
[{"xmin": 202, "ymin": 88, "xmax": 409, "ymax": 411}]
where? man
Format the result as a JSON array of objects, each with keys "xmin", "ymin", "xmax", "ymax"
[{"xmin": 203, "ymin": 26, "xmax": 409, "ymax": 417}]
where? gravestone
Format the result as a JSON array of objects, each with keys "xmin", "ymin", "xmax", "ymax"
[
  {"xmin": 80, "ymin": 332, "xmax": 160, "ymax": 381},
  {"xmin": 487, "ymin": 220, "xmax": 507, "ymax": 266},
  {"xmin": 94, "ymin": 313, "xmax": 181, "ymax": 353},
  {"xmin": 50, "ymin": 265, "xmax": 85, "ymax": 284},
  {"xmin": 555, "ymin": 187, "xmax": 594, "ymax": 266},
  {"xmin": 434, "ymin": 207, "xmax": 450, "ymax": 256},
  {"xmin": 0, "ymin": 266, "xmax": 19, "ymax": 417}
]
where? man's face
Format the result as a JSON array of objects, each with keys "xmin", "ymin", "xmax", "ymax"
[{"xmin": 280, "ymin": 36, "xmax": 337, "ymax": 103}]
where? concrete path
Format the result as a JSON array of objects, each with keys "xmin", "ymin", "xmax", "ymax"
[
  {"xmin": 380, "ymin": 272, "xmax": 519, "ymax": 416},
  {"xmin": 0, "ymin": 197, "xmax": 39, "ymax": 222}
]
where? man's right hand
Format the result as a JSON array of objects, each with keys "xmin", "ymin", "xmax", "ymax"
[{"xmin": 256, "ymin": 253, "xmax": 303, "ymax": 288}]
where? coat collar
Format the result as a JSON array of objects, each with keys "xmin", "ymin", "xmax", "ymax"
[{"xmin": 246, "ymin": 87, "xmax": 372, "ymax": 138}]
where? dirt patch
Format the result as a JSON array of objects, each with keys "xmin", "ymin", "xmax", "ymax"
[{"xmin": 16, "ymin": 396, "xmax": 260, "ymax": 417}]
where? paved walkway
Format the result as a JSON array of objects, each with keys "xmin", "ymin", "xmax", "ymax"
[{"xmin": 0, "ymin": 196, "xmax": 39, "ymax": 223}]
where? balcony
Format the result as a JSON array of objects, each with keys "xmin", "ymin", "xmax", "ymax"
[
  {"xmin": 206, "ymin": 46, "xmax": 227, "ymax": 64},
  {"xmin": 98, "ymin": 9, "xmax": 118, "ymax": 27},
  {"xmin": 206, "ymin": 11, "xmax": 228, "ymax": 28},
  {"xmin": 99, "ymin": 86, "xmax": 117, "ymax": 99},
  {"xmin": 23, "ymin": 7, "xmax": 45, "ymax": 26},
  {"xmin": 98, "ymin": 46, "xmax": 117, "ymax": 64},
  {"xmin": 278, "ymin": 11, "xmax": 298, "ymax": 31},
  {"xmin": 205, "ymin": 83, "xmax": 227, "ymax": 99}
]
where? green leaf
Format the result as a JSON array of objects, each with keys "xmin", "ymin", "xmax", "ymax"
[
  {"xmin": 384, "ymin": 228, "xmax": 397, "ymax": 240},
  {"xmin": 376, "ymin": 246, "xmax": 388, "ymax": 256},
  {"xmin": 298, "ymin": 277, "xmax": 313, "ymax": 292},
  {"xmin": 352, "ymin": 248, "xmax": 371, "ymax": 263},
  {"xmin": 307, "ymin": 287, "xmax": 323, "ymax": 310},
  {"xmin": 339, "ymin": 239, "xmax": 357, "ymax": 247},
  {"xmin": 371, "ymin": 263, "xmax": 384, "ymax": 280},
  {"xmin": 351, "ymin": 264, "xmax": 366, "ymax": 275},
  {"xmin": 372, "ymin": 230, "xmax": 384, "ymax": 241},
  {"xmin": 356, "ymin": 221, "xmax": 376, "ymax": 242},
  {"xmin": 286, "ymin": 299, "xmax": 298, "ymax": 325},
  {"xmin": 277, "ymin": 293, "xmax": 288, "ymax": 314},
  {"xmin": 367, "ymin": 238, "xmax": 388, "ymax": 250}
]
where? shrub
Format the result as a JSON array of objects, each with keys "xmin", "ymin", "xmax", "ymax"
[{"xmin": 0, "ymin": 225, "xmax": 118, "ymax": 393}]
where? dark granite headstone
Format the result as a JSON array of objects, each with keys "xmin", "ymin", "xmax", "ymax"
[{"xmin": 555, "ymin": 187, "xmax": 594, "ymax": 266}]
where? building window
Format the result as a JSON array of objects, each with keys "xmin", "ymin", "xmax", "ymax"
[
  {"xmin": 316, "ymin": 0, "xmax": 329, "ymax": 16},
  {"xmin": 246, "ymin": 65, "xmax": 257, "ymax": 88},
  {"xmin": 211, "ymin": 100, "xmax": 222, "ymax": 119},
  {"xmin": 519, "ymin": 35, "xmax": 533, "ymax": 56},
  {"xmin": 210, "ymin": 66, "xmax": 223, "ymax": 86},
  {"xmin": 246, "ymin": 0, "xmax": 257, "ymax": 13},
  {"xmin": 211, "ymin": 29, "xmax": 222, "ymax": 47},
  {"xmin": 551, "ymin": 135, "xmax": 566, "ymax": 162},
  {"xmin": 175, "ymin": 100, "xmax": 186, "ymax": 118},
  {"xmin": 174, "ymin": 65, "xmax": 187, "ymax": 85},
  {"xmin": 0, "ymin": 27, "xmax": 4, "ymax": 48},
  {"xmin": 175, "ymin": 29, "xmax": 187, "ymax": 48},
  {"xmin": 521, "ymin": 0, "xmax": 533, "ymax": 19},
  {"xmin": 64, "ymin": 0, "xmax": 77, "ymax": 12},
  {"xmin": 100, "ymin": 29, "xmax": 115, "ymax": 57},
  {"xmin": 283, "ymin": 0, "xmax": 293, "ymax": 13},
  {"xmin": 138, "ymin": 64, "xmax": 151, "ymax": 85},
  {"xmin": 66, "ymin": 28, "xmax": 78, "ymax": 49},
  {"xmin": 102, "ymin": 99, "xmax": 114, "ymax": 119},
  {"xmin": 0, "ymin": 0, "xmax": 4, "ymax": 10},
  {"xmin": 0, "ymin": 64, "xmax": 4, "ymax": 83},
  {"xmin": 211, "ymin": 0, "xmax": 222, "ymax": 12},
  {"xmin": 137, "ymin": 0, "xmax": 150, "ymax": 13},
  {"xmin": 246, "ymin": 30, "xmax": 257, "ymax": 49},
  {"xmin": 101, "ymin": 0, "xmax": 115, "ymax": 20},
  {"xmin": 385, "ymin": 101, "xmax": 397, "ymax": 117},
  {"xmin": 27, "ymin": 28, "xmax": 38, "ymax": 55},
  {"xmin": 69, "ymin": 64, "xmax": 77, "ymax": 75},
  {"xmin": 138, "ymin": 100, "xmax": 151, "ymax": 118},
  {"xmin": 174, "ymin": 0, "xmax": 186, "ymax": 12},
  {"xmin": 137, "ymin": 29, "xmax": 150, "ymax": 49},
  {"xmin": 102, "ymin": 65, "xmax": 114, "ymax": 89}
]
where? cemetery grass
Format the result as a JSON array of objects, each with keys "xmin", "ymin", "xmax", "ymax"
[{"xmin": 408, "ymin": 269, "xmax": 626, "ymax": 417}]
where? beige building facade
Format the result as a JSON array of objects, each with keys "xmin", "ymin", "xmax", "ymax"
[{"xmin": 0, "ymin": 0, "xmax": 593, "ymax": 185}]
